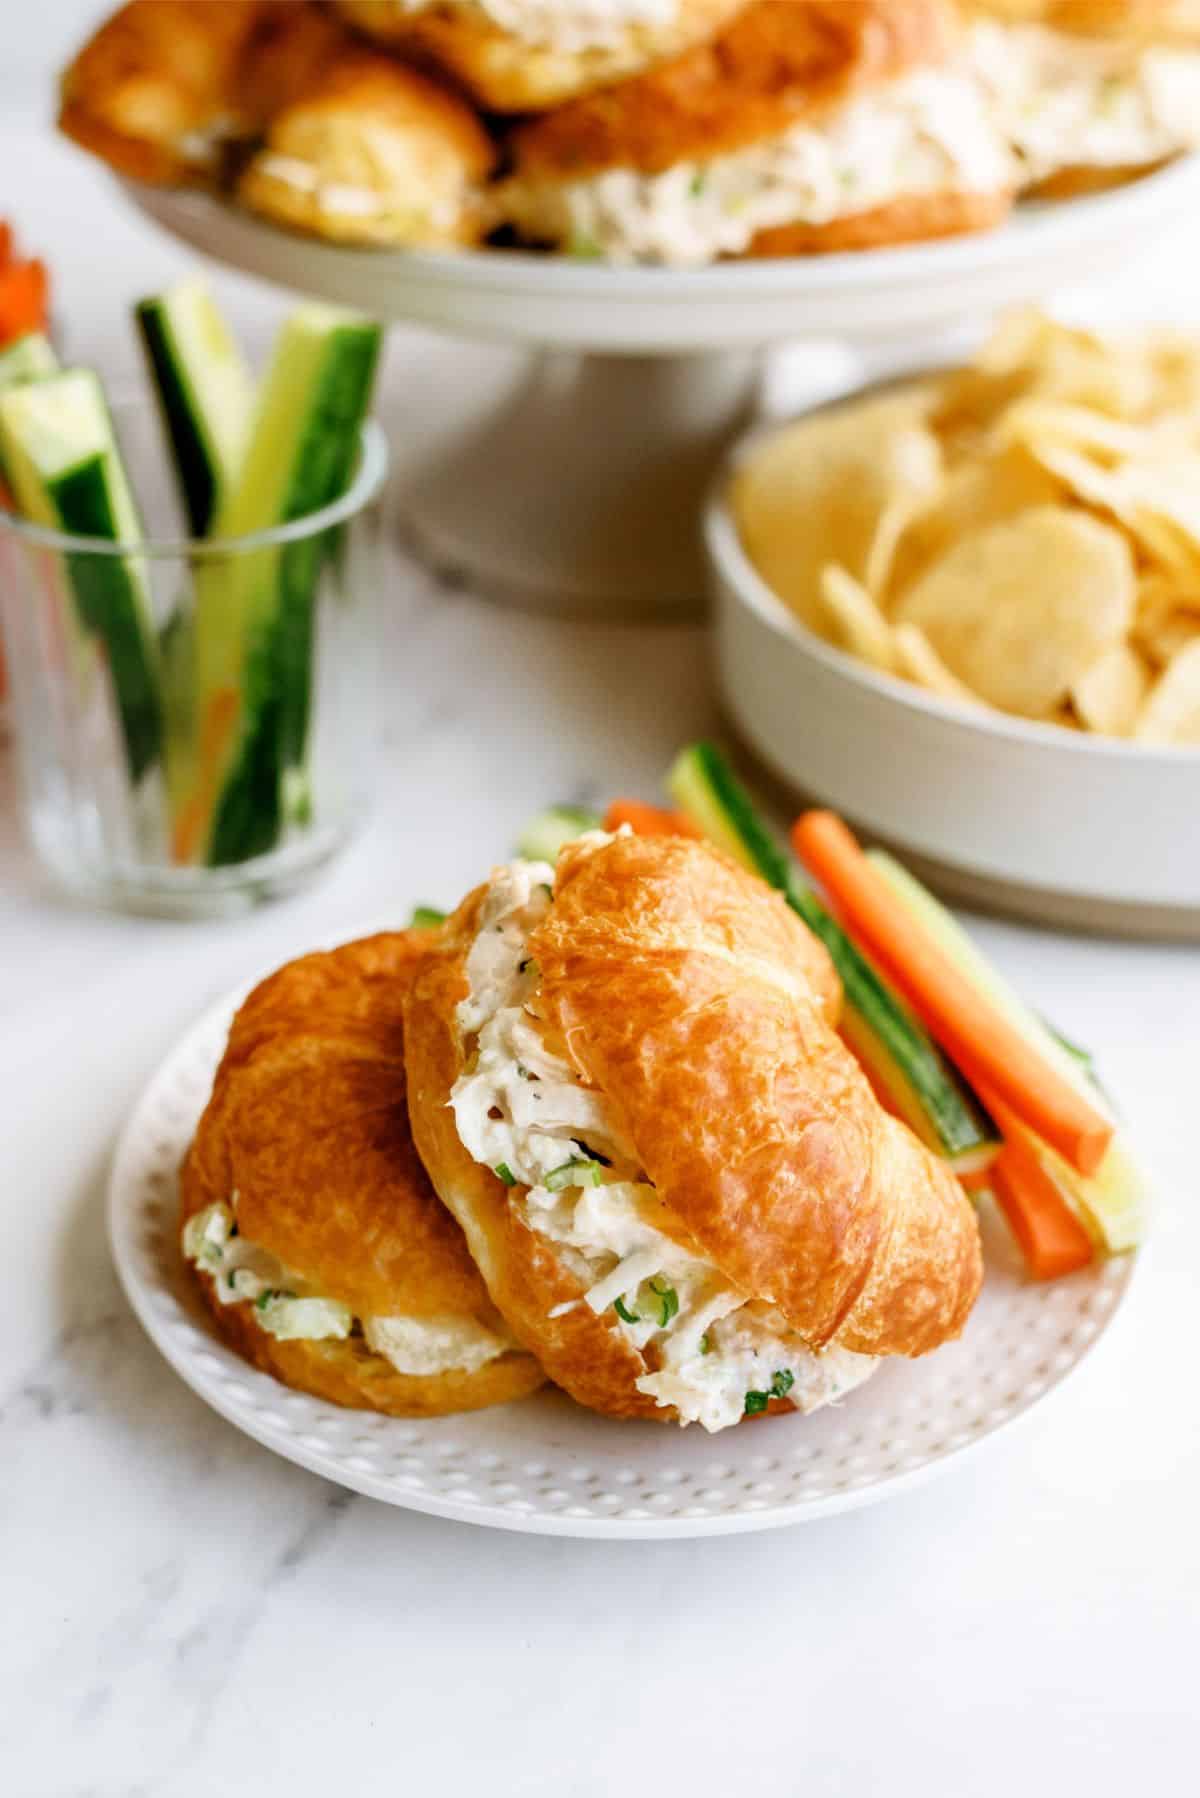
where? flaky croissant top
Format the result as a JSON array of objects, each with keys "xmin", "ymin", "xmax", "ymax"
[{"xmin": 413, "ymin": 833, "xmax": 983, "ymax": 1362}]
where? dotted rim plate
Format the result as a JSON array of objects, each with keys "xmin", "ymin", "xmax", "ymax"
[{"xmin": 108, "ymin": 977, "xmax": 1137, "ymax": 1539}]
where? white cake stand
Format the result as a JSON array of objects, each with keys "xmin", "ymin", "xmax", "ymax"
[{"xmin": 124, "ymin": 159, "xmax": 1200, "ymax": 617}]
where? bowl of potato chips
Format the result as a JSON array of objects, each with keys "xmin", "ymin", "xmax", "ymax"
[{"xmin": 708, "ymin": 311, "xmax": 1200, "ymax": 934}]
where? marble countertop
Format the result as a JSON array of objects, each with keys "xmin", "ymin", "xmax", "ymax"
[{"xmin": 2, "ymin": 109, "xmax": 1199, "ymax": 1798}]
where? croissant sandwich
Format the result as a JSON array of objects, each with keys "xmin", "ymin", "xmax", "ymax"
[
  {"xmin": 180, "ymin": 932, "xmax": 545, "ymax": 1417},
  {"xmin": 237, "ymin": 49, "xmax": 496, "ymax": 247},
  {"xmin": 58, "ymin": 0, "xmax": 267, "ymax": 186},
  {"xmin": 403, "ymin": 831, "xmax": 983, "ymax": 1433},
  {"xmin": 964, "ymin": 0, "xmax": 1200, "ymax": 194},
  {"xmin": 331, "ymin": 0, "xmax": 746, "ymax": 113},
  {"xmin": 499, "ymin": 0, "xmax": 1016, "ymax": 262}
]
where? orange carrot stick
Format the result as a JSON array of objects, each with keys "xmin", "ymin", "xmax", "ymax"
[
  {"xmin": 990, "ymin": 1134, "xmax": 1094, "ymax": 1280},
  {"xmin": 604, "ymin": 799, "xmax": 701, "ymax": 838},
  {"xmin": 791, "ymin": 811, "xmax": 1112, "ymax": 1177},
  {"xmin": 0, "ymin": 260, "xmax": 48, "ymax": 344}
]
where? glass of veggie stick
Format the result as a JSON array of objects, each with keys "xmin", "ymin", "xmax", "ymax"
[{"xmin": 0, "ymin": 368, "xmax": 387, "ymax": 914}]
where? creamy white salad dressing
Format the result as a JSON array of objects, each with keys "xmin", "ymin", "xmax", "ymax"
[
  {"xmin": 385, "ymin": 0, "xmax": 679, "ymax": 53},
  {"xmin": 253, "ymin": 154, "xmax": 466, "ymax": 231},
  {"xmin": 449, "ymin": 848, "xmax": 876, "ymax": 1432},
  {"xmin": 502, "ymin": 69, "xmax": 1014, "ymax": 265},
  {"xmin": 968, "ymin": 22, "xmax": 1200, "ymax": 182},
  {"xmin": 181, "ymin": 1200, "xmax": 511, "ymax": 1374}
]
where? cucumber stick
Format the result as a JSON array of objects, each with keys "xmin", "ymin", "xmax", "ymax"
[
  {"xmin": 667, "ymin": 742, "xmax": 998, "ymax": 1173},
  {"xmin": 517, "ymin": 805, "xmax": 602, "ymax": 862},
  {"xmin": 0, "ymin": 332, "xmax": 58, "ymax": 393},
  {"xmin": 867, "ymin": 849, "xmax": 1146, "ymax": 1251},
  {"xmin": 0, "ymin": 333, "xmax": 58, "ymax": 488},
  {"xmin": 135, "ymin": 278, "xmax": 254, "ymax": 536},
  {"xmin": 184, "ymin": 304, "xmax": 381, "ymax": 867},
  {"xmin": 0, "ymin": 369, "xmax": 163, "ymax": 780}
]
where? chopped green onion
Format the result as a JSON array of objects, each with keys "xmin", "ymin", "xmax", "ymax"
[
  {"xmin": 614, "ymin": 1296, "xmax": 640, "ymax": 1325},
  {"xmin": 539, "ymin": 883, "xmax": 553, "ymax": 899},
  {"xmin": 743, "ymin": 1390, "xmax": 770, "ymax": 1416},
  {"xmin": 698, "ymin": 1334, "xmax": 711, "ymax": 1355},
  {"xmin": 544, "ymin": 1157, "xmax": 603, "ymax": 1191},
  {"xmin": 410, "ymin": 905, "xmax": 446, "ymax": 928},
  {"xmin": 648, "ymin": 1277, "xmax": 679, "ymax": 1328},
  {"xmin": 771, "ymin": 1369, "xmax": 794, "ymax": 1399},
  {"xmin": 690, "ymin": 171, "xmax": 707, "ymax": 197},
  {"xmin": 494, "ymin": 1163, "xmax": 517, "ymax": 1187}
]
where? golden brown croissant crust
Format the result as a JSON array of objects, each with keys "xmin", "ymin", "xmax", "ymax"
[
  {"xmin": 509, "ymin": 0, "xmax": 962, "ymax": 179},
  {"xmin": 180, "ymin": 931, "xmax": 544, "ymax": 1418},
  {"xmin": 333, "ymin": 0, "xmax": 747, "ymax": 113},
  {"xmin": 58, "ymin": 0, "xmax": 266, "ymax": 185},
  {"xmin": 747, "ymin": 187, "xmax": 1013, "ymax": 255}
]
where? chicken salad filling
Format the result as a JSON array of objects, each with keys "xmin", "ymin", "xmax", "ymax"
[
  {"xmin": 182, "ymin": 1200, "xmax": 512, "ymax": 1374},
  {"xmin": 387, "ymin": 0, "xmax": 681, "ymax": 54},
  {"xmin": 501, "ymin": 69, "xmax": 1014, "ymax": 265},
  {"xmin": 968, "ymin": 21, "xmax": 1200, "ymax": 184},
  {"xmin": 450, "ymin": 848, "xmax": 876, "ymax": 1432}
]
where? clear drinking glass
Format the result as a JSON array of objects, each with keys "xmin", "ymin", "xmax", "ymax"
[{"xmin": 0, "ymin": 397, "xmax": 386, "ymax": 915}]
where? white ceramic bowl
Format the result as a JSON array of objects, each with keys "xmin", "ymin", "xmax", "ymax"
[{"xmin": 706, "ymin": 441, "xmax": 1200, "ymax": 939}]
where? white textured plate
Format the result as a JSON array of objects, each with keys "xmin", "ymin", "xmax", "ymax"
[{"xmin": 109, "ymin": 979, "xmax": 1137, "ymax": 1538}]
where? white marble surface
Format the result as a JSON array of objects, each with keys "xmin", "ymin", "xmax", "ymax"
[{"xmin": 2, "ymin": 90, "xmax": 1200, "ymax": 1798}]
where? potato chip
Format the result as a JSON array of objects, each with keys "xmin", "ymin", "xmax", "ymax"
[
  {"xmin": 888, "ymin": 444, "xmax": 1060, "ymax": 598},
  {"xmin": 892, "ymin": 622, "xmax": 986, "ymax": 707},
  {"xmin": 895, "ymin": 506, "xmax": 1135, "ymax": 717},
  {"xmin": 1134, "ymin": 639, "xmax": 1200, "ymax": 744},
  {"xmin": 998, "ymin": 399, "xmax": 1161, "ymax": 462},
  {"xmin": 818, "ymin": 564, "xmax": 895, "ymax": 671},
  {"xmin": 736, "ymin": 310, "xmax": 1200, "ymax": 743},
  {"xmin": 1133, "ymin": 571, "xmax": 1200, "ymax": 666},
  {"xmin": 1070, "ymin": 643, "xmax": 1150, "ymax": 736},
  {"xmin": 732, "ymin": 391, "xmax": 941, "ymax": 632}
]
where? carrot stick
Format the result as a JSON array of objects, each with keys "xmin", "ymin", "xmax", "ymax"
[
  {"xmin": 0, "ymin": 260, "xmax": 48, "ymax": 344},
  {"xmin": 791, "ymin": 811, "xmax": 1112, "ymax": 1177},
  {"xmin": 990, "ymin": 1133, "xmax": 1094, "ymax": 1280},
  {"xmin": 604, "ymin": 799, "xmax": 701, "ymax": 838}
]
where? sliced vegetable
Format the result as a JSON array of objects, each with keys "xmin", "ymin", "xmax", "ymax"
[
  {"xmin": 135, "ymin": 278, "xmax": 255, "ymax": 536},
  {"xmin": 866, "ymin": 847, "xmax": 1146, "ymax": 1251},
  {"xmin": 181, "ymin": 303, "xmax": 381, "ymax": 865},
  {"xmin": 0, "ymin": 368, "xmax": 163, "ymax": 779},
  {"xmin": 494, "ymin": 1163, "xmax": 517, "ymax": 1187},
  {"xmin": 771, "ymin": 1369, "xmax": 795, "ymax": 1399},
  {"xmin": 793, "ymin": 811, "xmax": 1113, "ymax": 1178},
  {"xmin": 613, "ymin": 1296, "xmax": 639, "ymax": 1325},
  {"xmin": 603, "ymin": 799, "xmax": 701, "ymax": 838},
  {"xmin": 647, "ymin": 1277, "xmax": 679, "ymax": 1327},
  {"xmin": 0, "ymin": 259, "xmax": 49, "ymax": 345},
  {"xmin": 544, "ymin": 1157, "xmax": 603, "ymax": 1191},
  {"xmin": 667, "ymin": 743, "xmax": 998, "ymax": 1174},
  {"xmin": 0, "ymin": 332, "xmax": 57, "ymax": 394},
  {"xmin": 517, "ymin": 804, "xmax": 602, "ymax": 862},
  {"xmin": 0, "ymin": 333, "xmax": 58, "ymax": 506},
  {"xmin": 743, "ymin": 1390, "xmax": 770, "ymax": 1416},
  {"xmin": 990, "ymin": 1123, "xmax": 1095, "ymax": 1281},
  {"xmin": 410, "ymin": 904, "xmax": 447, "ymax": 928}
]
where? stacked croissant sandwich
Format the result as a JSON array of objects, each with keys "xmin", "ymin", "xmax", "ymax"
[
  {"xmin": 59, "ymin": 1, "xmax": 1200, "ymax": 264},
  {"xmin": 181, "ymin": 827, "xmax": 984, "ymax": 1433}
]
